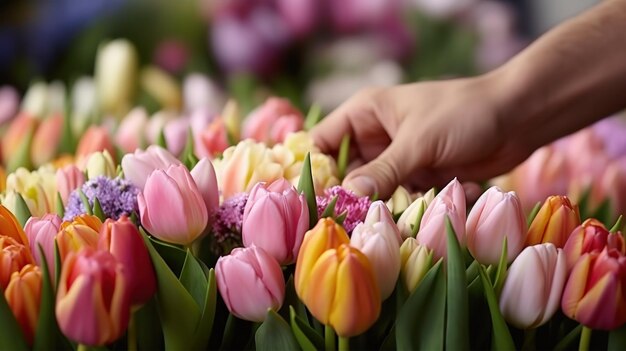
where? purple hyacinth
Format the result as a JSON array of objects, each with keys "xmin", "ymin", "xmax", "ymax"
[
  {"xmin": 64, "ymin": 176, "xmax": 139, "ymax": 221},
  {"xmin": 211, "ymin": 193, "xmax": 248, "ymax": 255},
  {"xmin": 316, "ymin": 186, "xmax": 371, "ymax": 232}
]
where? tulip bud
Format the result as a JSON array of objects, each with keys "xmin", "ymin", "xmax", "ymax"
[
  {"xmin": 399, "ymin": 238, "xmax": 433, "ymax": 293},
  {"xmin": 526, "ymin": 196, "xmax": 581, "ymax": 248},
  {"xmin": 190, "ymin": 158, "xmax": 220, "ymax": 217},
  {"xmin": 21, "ymin": 82, "xmax": 48, "ymax": 118},
  {"xmin": 25, "ymin": 214, "xmax": 62, "ymax": 271},
  {"xmin": 121, "ymin": 145, "xmax": 182, "ymax": 189},
  {"xmin": 242, "ymin": 179, "xmax": 309, "ymax": 264},
  {"xmin": 386, "ymin": 186, "xmax": 412, "ymax": 217},
  {"xmin": 563, "ymin": 219, "xmax": 626, "ymax": 272},
  {"xmin": 499, "ymin": 243, "xmax": 567, "ymax": 329},
  {"xmin": 200, "ymin": 118, "xmax": 230, "ymax": 156},
  {"xmin": 4, "ymin": 265, "xmax": 42, "ymax": 344},
  {"xmin": 56, "ymin": 218, "xmax": 100, "ymax": 261},
  {"xmin": 98, "ymin": 216, "xmax": 156, "ymax": 306},
  {"xmin": 2, "ymin": 113, "xmax": 37, "ymax": 171},
  {"xmin": 56, "ymin": 248, "xmax": 131, "ymax": 346},
  {"xmin": 415, "ymin": 179, "xmax": 466, "ymax": 260},
  {"xmin": 298, "ymin": 243, "xmax": 380, "ymax": 337},
  {"xmin": 95, "ymin": 39, "xmax": 138, "ymax": 117},
  {"xmin": 70, "ymin": 77, "xmax": 97, "ymax": 136},
  {"xmin": 222, "ymin": 99, "xmax": 241, "ymax": 141},
  {"xmin": 56, "ymin": 165, "xmax": 85, "ymax": 205},
  {"xmin": 364, "ymin": 201, "xmax": 401, "ymax": 243},
  {"xmin": 243, "ymin": 97, "xmax": 304, "ymax": 146},
  {"xmin": 216, "ymin": 246, "xmax": 285, "ymax": 322},
  {"xmin": 562, "ymin": 248, "xmax": 626, "ymax": 330},
  {"xmin": 351, "ymin": 221, "xmax": 401, "ymax": 299},
  {"xmin": 163, "ymin": 117, "xmax": 190, "ymax": 157},
  {"xmin": 295, "ymin": 218, "xmax": 350, "ymax": 297},
  {"xmin": 75, "ymin": 126, "xmax": 115, "ymax": 167},
  {"xmin": 0, "ymin": 204, "xmax": 29, "ymax": 245},
  {"xmin": 397, "ymin": 189, "xmax": 435, "ymax": 239},
  {"xmin": 85, "ymin": 150, "xmax": 117, "ymax": 180},
  {"xmin": 138, "ymin": 164, "xmax": 208, "ymax": 245},
  {"xmin": 0, "ymin": 236, "xmax": 34, "ymax": 290},
  {"xmin": 116, "ymin": 107, "xmax": 148, "ymax": 153},
  {"xmin": 466, "ymin": 187, "xmax": 527, "ymax": 265},
  {"xmin": 31, "ymin": 114, "xmax": 63, "ymax": 167}
]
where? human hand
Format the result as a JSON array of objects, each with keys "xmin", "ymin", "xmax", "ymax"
[{"xmin": 311, "ymin": 74, "xmax": 534, "ymax": 199}]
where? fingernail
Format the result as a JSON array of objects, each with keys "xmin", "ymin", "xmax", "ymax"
[{"xmin": 344, "ymin": 176, "xmax": 377, "ymax": 196}]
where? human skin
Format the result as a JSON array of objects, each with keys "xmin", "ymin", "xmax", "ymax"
[{"xmin": 311, "ymin": 0, "xmax": 626, "ymax": 199}]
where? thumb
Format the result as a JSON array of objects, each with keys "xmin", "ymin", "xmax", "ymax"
[{"xmin": 342, "ymin": 137, "xmax": 415, "ymax": 199}]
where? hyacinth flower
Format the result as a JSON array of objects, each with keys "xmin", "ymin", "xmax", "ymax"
[
  {"xmin": 4, "ymin": 264, "xmax": 42, "ymax": 345},
  {"xmin": 211, "ymin": 193, "xmax": 248, "ymax": 256},
  {"xmin": 56, "ymin": 248, "xmax": 131, "ymax": 346},
  {"xmin": 64, "ymin": 176, "xmax": 139, "ymax": 221},
  {"xmin": 316, "ymin": 186, "xmax": 371, "ymax": 233},
  {"xmin": 242, "ymin": 178, "xmax": 309, "ymax": 265},
  {"xmin": 215, "ymin": 246, "xmax": 285, "ymax": 322}
]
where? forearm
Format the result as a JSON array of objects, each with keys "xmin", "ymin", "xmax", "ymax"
[{"xmin": 489, "ymin": 0, "xmax": 626, "ymax": 150}]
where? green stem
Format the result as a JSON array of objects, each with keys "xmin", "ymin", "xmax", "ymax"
[
  {"xmin": 128, "ymin": 312, "xmax": 137, "ymax": 351},
  {"xmin": 338, "ymin": 336, "xmax": 350, "ymax": 351},
  {"xmin": 77, "ymin": 344, "xmax": 89, "ymax": 351},
  {"xmin": 325, "ymin": 325, "xmax": 336, "ymax": 351},
  {"xmin": 579, "ymin": 326, "xmax": 592, "ymax": 351},
  {"xmin": 522, "ymin": 328, "xmax": 536, "ymax": 351}
]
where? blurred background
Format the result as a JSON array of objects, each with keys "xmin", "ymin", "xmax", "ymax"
[{"xmin": 0, "ymin": 0, "xmax": 599, "ymax": 113}]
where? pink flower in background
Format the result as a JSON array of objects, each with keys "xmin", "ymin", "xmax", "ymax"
[
  {"xmin": 56, "ymin": 165, "xmax": 86, "ymax": 205},
  {"xmin": 24, "ymin": 214, "xmax": 62, "ymax": 272},
  {"xmin": 2, "ymin": 113, "xmax": 38, "ymax": 167},
  {"xmin": 242, "ymin": 97, "xmax": 304, "ymax": 145},
  {"xmin": 121, "ymin": 145, "xmax": 182, "ymax": 189},
  {"xmin": 184, "ymin": 74, "xmax": 225, "ymax": 115},
  {"xmin": 0, "ymin": 86, "xmax": 19, "ymax": 125},
  {"xmin": 164, "ymin": 117, "xmax": 190, "ymax": 157},
  {"xmin": 75, "ymin": 126, "xmax": 115, "ymax": 167},
  {"xmin": 200, "ymin": 118, "xmax": 230, "ymax": 156},
  {"xmin": 153, "ymin": 39, "xmax": 190, "ymax": 74},
  {"xmin": 274, "ymin": 0, "xmax": 319, "ymax": 37},
  {"xmin": 190, "ymin": 158, "xmax": 220, "ymax": 217},
  {"xmin": 329, "ymin": 0, "xmax": 401, "ymax": 32},
  {"xmin": 116, "ymin": 107, "xmax": 148, "ymax": 153},
  {"xmin": 30, "ymin": 114, "xmax": 63, "ymax": 167}
]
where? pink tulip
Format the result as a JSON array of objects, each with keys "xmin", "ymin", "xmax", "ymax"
[
  {"xmin": 242, "ymin": 97, "xmax": 304, "ymax": 145},
  {"xmin": 466, "ymin": 187, "xmax": 527, "ymax": 265},
  {"xmin": 415, "ymin": 179, "xmax": 466, "ymax": 260},
  {"xmin": 56, "ymin": 248, "xmax": 131, "ymax": 346},
  {"xmin": 598, "ymin": 159, "xmax": 626, "ymax": 217},
  {"xmin": 24, "ymin": 214, "xmax": 62, "ymax": 272},
  {"xmin": 75, "ymin": 126, "xmax": 115, "ymax": 168},
  {"xmin": 121, "ymin": 145, "xmax": 182, "ymax": 189},
  {"xmin": 31, "ymin": 114, "xmax": 63, "ymax": 167},
  {"xmin": 562, "ymin": 248, "xmax": 626, "ymax": 330},
  {"xmin": 242, "ymin": 178, "xmax": 308, "ymax": 264},
  {"xmin": 138, "ymin": 164, "xmax": 208, "ymax": 246},
  {"xmin": 190, "ymin": 158, "xmax": 220, "ymax": 217},
  {"xmin": 115, "ymin": 107, "xmax": 148, "ymax": 153},
  {"xmin": 2, "ymin": 113, "xmax": 38, "ymax": 168},
  {"xmin": 563, "ymin": 219, "xmax": 626, "ymax": 272},
  {"xmin": 183, "ymin": 74, "xmax": 224, "ymax": 115},
  {"xmin": 164, "ymin": 117, "xmax": 190, "ymax": 157},
  {"xmin": 364, "ymin": 200, "xmax": 401, "ymax": 244},
  {"xmin": 200, "ymin": 118, "xmax": 230, "ymax": 156},
  {"xmin": 98, "ymin": 216, "xmax": 156, "ymax": 306},
  {"xmin": 351, "ymin": 221, "xmax": 401, "ymax": 300},
  {"xmin": 499, "ymin": 243, "xmax": 567, "ymax": 329},
  {"xmin": 56, "ymin": 165, "xmax": 86, "ymax": 205},
  {"xmin": 215, "ymin": 246, "xmax": 285, "ymax": 322},
  {"xmin": 0, "ymin": 86, "xmax": 19, "ymax": 125}
]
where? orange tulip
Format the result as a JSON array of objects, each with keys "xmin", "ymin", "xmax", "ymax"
[
  {"xmin": 526, "ymin": 196, "xmax": 580, "ymax": 248},
  {"xmin": 0, "ymin": 236, "xmax": 34, "ymax": 290},
  {"xmin": 0, "ymin": 204, "xmax": 29, "ymax": 245},
  {"xmin": 56, "ymin": 216, "xmax": 101, "ymax": 261},
  {"xmin": 4, "ymin": 265, "xmax": 42, "ymax": 344}
]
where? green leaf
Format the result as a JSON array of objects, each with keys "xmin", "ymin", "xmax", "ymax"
[
  {"xmin": 304, "ymin": 103, "xmax": 322, "ymax": 131},
  {"xmin": 477, "ymin": 264, "xmax": 515, "ymax": 350},
  {"xmin": 578, "ymin": 187, "xmax": 592, "ymax": 219},
  {"xmin": 0, "ymin": 282, "xmax": 29, "ymax": 351},
  {"xmin": 320, "ymin": 196, "xmax": 338, "ymax": 219},
  {"xmin": 78, "ymin": 189, "xmax": 93, "ymax": 215},
  {"xmin": 157, "ymin": 128, "xmax": 168, "ymax": 149},
  {"xmin": 55, "ymin": 192, "xmax": 65, "ymax": 218},
  {"xmin": 290, "ymin": 306, "xmax": 324, "ymax": 351},
  {"xmin": 34, "ymin": 246, "xmax": 68, "ymax": 351},
  {"xmin": 610, "ymin": 215, "xmax": 624, "ymax": 233},
  {"xmin": 592, "ymin": 198, "xmax": 613, "ymax": 227},
  {"xmin": 179, "ymin": 249, "xmax": 208, "ymax": 309},
  {"xmin": 13, "ymin": 193, "xmax": 32, "ymax": 227},
  {"xmin": 396, "ymin": 260, "xmax": 446, "ymax": 351},
  {"xmin": 149, "ymin": 236, "xmax": 187, "ymax": 276},
  {"xmin": 554, "ymin": 325, "xmax": 582, "ymax": 351},
  {"xmin": 297, "ymin": 153, "xmax": 318, "ymax": 229},
  {"xmin": 445, "ymin": 217, "xmax": 469, "ymax": 351},
  {"xmin": 526, "ymin": 202, "xmax": 542, "ymax": 227},
  {"xmin": 140, "ymin": 228, "xmax": 202, "ymax": 350},
  {"xmin": 192, "ymin": 268, "xmax": 217, "ymax": 349},
  {"xmin": 256, "ymin": 309, "xmax": 299, "ymax": 351},
  {"xmin": 92, "ymin": 197, "xmax": 106, "ymax": 222},
  {"xmin": 135, "ymin": 298, "xmax": 165, "ymax": 351},
  {"xmin": 493, "ymin": 237, "xmax": 508, "ymax": 296},
  {"xmin": 54, "ymin": 240, "xmax": 62, "ymax": 288},
  {"xmin": 608, "ymin": 324, "xmax": 626, "ymax": 351},
  {"xmin": 337, "ymin": 135, "xmax": 350, "ymax": 180},
  {"xmin": 411, "ymin": 201, "xmax": 426, "ymax": 237},
  {"xmin": 335, "ymin": 211, "xmax": 348, "ymax": 226},
  {"xmin": 57, "ymin": 100, "xmax": 75, "ymax": 155},
  {"xmin": 181, "ymin": 127, "xmax": 198, "ymax": 169}
]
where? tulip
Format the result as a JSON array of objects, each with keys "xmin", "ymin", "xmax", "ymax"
[
  {"xmin": 70, "ymin": 77, "xmax": 97, "ymax": 136},
  {"xmin": 56, "ymin": 165, "xmax": 86, "ymax": 205},
  {"xmin": 85, "ymin": 150, "xmax": 117, "ymax": 180},
  {"xmin": 31, "ymin": 113, "xmax": 63, "ymax": 167},
  {"xmin": 115, "ymin": 107, "xmax": 148, "ymax": 153},
  {"xmin": 415, "ymin": 179, "xmax": 466, "ymax": 260},
  {"xmin": 295, "ymin": 218, "xmax": 350, "ymax": 297},
  {"xmin": 397, "ymin": 189, "xmax": 435, "ymax": 239},
  {"xmin": 98, "ymin": 216, "xmax": 156, "ymax": 306},
  {"xmin": 200, "ymin": 118, "xmax": 230, "ymax": 156},
  {"xmin": 399, "ymin": 238, "xmax": 433, "ymax": 293},
  {"xmin": 183, "ymin": 73, "xmax": 225, "ymax": 115},
  {"xmin": 121, "ymin": 145, "xmax": 182, "ymax": 189},
  {"xmin": 242, "ymin": 97, "xmax": 304, "ymax": 146},
  {"xmin": 75, "ymin": 126, "xmax": 115, "ymax": 167},
  {"xmin": 242, "ymin": 179, "xmax": 309, "ymax": 264},
  {"xmin": 216, "ymin": 246, "xmax": 285, "ymax": 322},
  {"xmin": 4, "ymin": 265, "xmax": 42, "ymax": 344},
  {"xmin": 298, "ymin": 243, "xmax": 380, "ymax": 337},
  {"xmin": 282, "ymin": 131, "xmax": 318, "ymax": 163},
  {"xmin": 190, "ymin": 158, "xmax": 220, "ymax": 216},
  {"xmin": 95, "ymin": 39, "xmax": 138, "ymax": 117},
  {"xmin": 138, "ymin": 164, "xmax": 208, "ymax": 246},
  {"xmin": 0, "ymin": 86, "xmax": 19, "ymax": 125},
  {"xmin": 20, "ymin": 82, "xmax": 48, "ymax": 119},
  {"xmin": 351, "ymin": 221, "xmax": 401, "ymax": 299},
  {"xmin": 0, "ymin": 165, "xmax": 5, "ymax": 193},
  {"xmin": 56, "ymin": 248, "xmax": 131, "ymax": 346},
  {"xmin": 526, "ymin": 196, "xmax": 580, "ymax": 248},
  {"xmin": 163, "ymin": 117, "xmax": 190, "ymax": 157},
  {"xmin": 386, "ymin": 186, "xmax": 412, "ymax": 217},
  {"xmin": 0, "ymin": 204, "xmax": 29, "ymax": 245},
  {"xmin": 466, "ymin": 187, "xmax": 527, "ymax": 265},
  {"xmin": 363, "ymin": 200, "xmax": 401, "ymax": 244},
  {"xmin": 562, "ymin": 248, "xmax": 626, "ymax": 330},
  {"xmin": 4, "ymin": 167, "xmax": 57, "ymax": 217},
  {"xmin": 140, "ymin": 66, "xmax": 182, "ymax": 111},
  {"xmin": 222, "ymin": 99, "xmax": 241, "ymax": 142},
  {"xmin": 563, "ymin": 219, "xmax": 626, "ymax": 272},
  {"xmin": 0, "ymin": 236, "xmax": 34, "ymax": 290},
  {"xmin": 25, "ymin": 214, "xmax": 62, "ymax": 271},
  {"xmin": 56, "ymin": 218, "xmax": 100, "ymax": 261},
  {"xmin": 2, "ymin": 113, "xmax": 37, "ymax": 171},
  {"xmin": 144, "ymin": 111, "xmax": 175, "ymax": 146},
  {"xmin": 499, "ymin": 243, "xmax": 567, "ymax": 329},
  {"xmin": 71, "ymin": 214, "xmax": 104, "ymax": 232}
]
